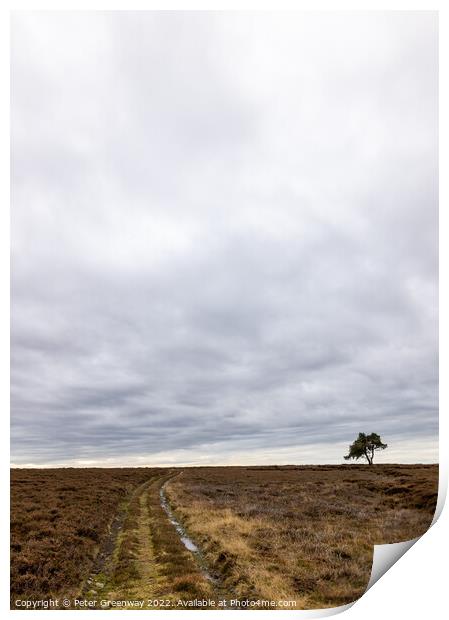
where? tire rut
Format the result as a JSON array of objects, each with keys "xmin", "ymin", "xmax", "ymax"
[{"xmin": 160, "ymin": 473, "xmax": 237, "ymax": 605}]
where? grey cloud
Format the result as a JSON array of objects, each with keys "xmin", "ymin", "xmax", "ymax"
[{"xmin": 11, "ymin": 12, "xmax": 438, "ymax": 466}]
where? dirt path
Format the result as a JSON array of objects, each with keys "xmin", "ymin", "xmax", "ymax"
[
  {"xmin": 160, "ymin": 475, "xmax": 235, "ymax": 604},
  {"xmin": 82, "ymin": 470, "xmax": 229, "ymax": 608},
  {"xmin": 81, "ymin": 476, "xmax": 156, "ymax": 597}
]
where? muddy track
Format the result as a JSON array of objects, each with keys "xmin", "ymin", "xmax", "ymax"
[
  {"xmin": 81, "ymin": 476, "xmax": 157, "ymax": 596},
  {"xmin": 81, "ymin": 470, "xmax": 235, "ymax": 606},
  {"xmin": 160, "ymin": 473, "xmax": 236, "ymax": 604}
]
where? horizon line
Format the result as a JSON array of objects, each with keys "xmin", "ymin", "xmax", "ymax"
[{"xmin": 10, "ymin": 462, "xmax": 439, "ymax": 470}]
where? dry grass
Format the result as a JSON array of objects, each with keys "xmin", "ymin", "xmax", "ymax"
[
  {"xmin": 10, "ymin": 468, "xmax": 157, "ymax": 606},
  {"xmin": 166, "ymin": 464, "xmax": 438, "ymax": 609},
  {"xmin": 145, "ymin": 474, "xmax": 214, "ymax": 602},
  {"xmin": 82, "ymin": 471, "xmax": 214, "ymax": 607},
  {"xmin": 11, "ymin": 464, "xmax": 438, "ymax": 610}
]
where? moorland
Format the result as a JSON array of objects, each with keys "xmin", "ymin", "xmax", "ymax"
[{"xmin": 11, "ymin": 464, "xmax": 438, "ymax": 610}]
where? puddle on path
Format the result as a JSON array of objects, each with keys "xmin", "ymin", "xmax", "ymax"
[
  {"xmin": 159, "ymin": 480, "xmax": 243, "ymax": 609},
  {"xmin": 159, "ymin": 482, "xmax": 214, "ymax": 581},
  {"xmin": 160, "ymin": 484, "xmax": 199, "ymax": 553}
]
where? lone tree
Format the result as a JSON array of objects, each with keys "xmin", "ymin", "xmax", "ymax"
[{"xmin": 344, "ymin": 432, "xmax": 387, "ymax": 465}]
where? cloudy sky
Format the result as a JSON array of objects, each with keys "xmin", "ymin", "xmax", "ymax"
[{"xmin": 11, "ymin": 12, "xmax": 438, "ymax": 467}]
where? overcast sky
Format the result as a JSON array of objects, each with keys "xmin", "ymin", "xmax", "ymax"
[{"xmin": 11, "ymin": 12, "xmax": 438, "ymax": 467}]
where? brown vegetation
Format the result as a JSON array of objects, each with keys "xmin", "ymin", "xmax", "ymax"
[
  {"xmin": 99, "ymin": 471, "xmax": 213, "ymax": 606},
  {"xmin": 10, "ymin": 468, "xmax": 157, "ymax": 606},
  {"xmin": 11, "ymin": 464, "xmax": 438, "ymax": 610},
  {"xmin": 166, "ymin": 464, "xmax": 438, "ymax": 608}
]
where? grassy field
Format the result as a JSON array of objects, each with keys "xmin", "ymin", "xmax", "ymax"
[
  {"xmin": 166, "ymin": 464, "xmax": 438, "ymax": 608},
  {"xmin": 11, "ymin": 464, "xmax": 438, "ymax": 610},
  {"xmin": 10, "ymin": 468, "xmax": 157, "ymax": 606}
]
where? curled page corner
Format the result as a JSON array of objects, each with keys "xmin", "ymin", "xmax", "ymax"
[
  {"xmin": 364, "ymin": 474, "xmax": 445, "ymax": 594},
  {"xmin": 431, "ymin": 469, "xmax": 447, "ymax": 526},
  {"xmin": 285, "ymin": 476, "xmax": 444, "ymax": 618},
  {"xmin": 365, "ymin": 537, "xmax": 419, "ymax": 592}
]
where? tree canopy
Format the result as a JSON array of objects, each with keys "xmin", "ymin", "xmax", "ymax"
[{"xmin": 344, "ymin": 432, "xmax": 387, "ymax": 465}]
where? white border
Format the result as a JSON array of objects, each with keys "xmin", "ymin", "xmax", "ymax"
[{"xmin": 2, "ymin": 3, "xmax": 446, "ymax": 618}]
